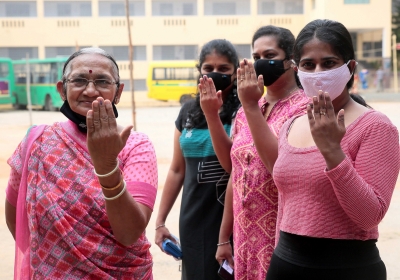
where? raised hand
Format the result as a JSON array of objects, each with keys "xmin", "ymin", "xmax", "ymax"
[
  {"xmin": 199, "ymin": 75, "xmax": 223, "ymax": 117},
  {"xmin": 86, "ymin": 97, "xmax": 133, "ymax": 173},
  {"xmin": 307, "ymin": 91, "xmax": 346, "ymax": 161},
  {"xmin": 237, "ymin": 59, "xmax": 264, "ymax": 108}
]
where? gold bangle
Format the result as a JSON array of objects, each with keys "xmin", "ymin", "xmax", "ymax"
[
  {"xmin": 103, "ymin": 180, "xmax": 127, "ymax": 201},
  {"xmin": 101, "ymin": 176, "xmax": 124, "ymax": 191}
]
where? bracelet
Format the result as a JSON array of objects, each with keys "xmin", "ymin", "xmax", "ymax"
[
  {"xmin": 101, "ymin": 175, "xmax": 124, "ymax": 191},
  {"xmin": 103, "ymin": 180, "xmax": 126, "ymax": 201},
  {"xmin": 217, "ymin": 241, "xmax": 230, "ymax": 246},
  {"xmin": 155, "ymin": 224, "xmax": 165, "ymax": 230},
  {"xmin": 94, "ymin": 160, "xmax": 119, "ymax": 178}
]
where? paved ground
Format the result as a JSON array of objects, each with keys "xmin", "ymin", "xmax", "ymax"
[{"xmin": 0, "ymin": 95, "xmax": 399, "ymax": 279}]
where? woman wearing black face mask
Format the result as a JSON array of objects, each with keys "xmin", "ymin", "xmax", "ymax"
[
  {"xmin": 154, "ymin": 39, "xmax": 240, "ymax": 280},
  {"xmin": 200, "ymin": 26, "xmax": 309, "ymax": 280}
]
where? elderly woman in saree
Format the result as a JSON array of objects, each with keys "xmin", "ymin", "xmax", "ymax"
[{"xmin": 5, "ymin": 47, "xmax": 158, "ymax": 279}]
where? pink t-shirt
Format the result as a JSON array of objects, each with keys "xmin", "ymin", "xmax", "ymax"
[{"xmin": 273, "ymin": 110, "xmax": 400, "ymax": 242}]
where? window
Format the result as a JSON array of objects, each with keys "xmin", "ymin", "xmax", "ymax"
[
  {"xmin": 120, "ymin": 79, "xmax": 147, "ymax": 91},
  {"xmin": 344, "ymin": 0, "xmax": 369, "ymax": 3},
  {"xmin": 99, "ymin": 0, "xmax": 145, "ymax": 16},
  {"xmin": 0, "ymin": 1, "xmax": 37, "ymax": 17},
  {"xmin": 100, "ymin": 46, "xmax": 129, "ymax": 60},
  {"xmin": 45, "ymin": 47, "xmax": 91, "ymax": 58},
  {"xmin": 152, "ymin": 0, "xmax": 197, "ymax": 16},
  {"xmin": 258, "ymin": 0, "xmax": 303, "ymax": 14},
  {"xmin": 31, "ymin": 63, "xmax": 58, "ymax": 84},
  {"xmin": 133, "ymin": 46, "xmax": 146, "ymax": 60},
  {"xmin": 153, "ymin": 45, "xmax": 198, "ymax": 60},
  {"xmin": 153, "ymin": 67, "xmax": 197, "ymax": 80},
  {"xmin": 204, "ymin": 0, "xmax": 250, "ymax": 15},
  {"xmin": 99, "ymin": 46, "xmax": 147, "ymax": 61},
  {"xmin": 362, "ymin": 41, "xmax": 382, "ymax": 58},
  {"xmin": 0, "ymin": 47, "xmax": 38, "ymax": 60},
  {"xmin": 0, "ymin": 62, "xmax": 10, "ymax": 78},
  {"xmin": 234, "ymin": 44, "xmax": 251, "ymax": 59},
  {"xmin": 44, "ymin": 1, "xmax": 92, "ymax": 17}
]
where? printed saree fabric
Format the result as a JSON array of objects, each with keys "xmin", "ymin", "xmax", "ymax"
[
  {"xmin": 6, "ymin": 121, "xmax": 157, "ymax": 279},
  {"xmin": 230, "ymin": 90, "xmax": 309, "ymax": 280}
]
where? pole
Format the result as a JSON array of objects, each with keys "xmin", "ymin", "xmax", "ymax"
[
  {"xmin": 26, "ymin": 53, "xmax": 33, "ymax": 126},
  {"xmin": 125, "ymin": 0, "xmax": 136, "ymax": 130},
  {"xmin": 393, "ymin": 34, "xmax": 398, "ymax": 93}
]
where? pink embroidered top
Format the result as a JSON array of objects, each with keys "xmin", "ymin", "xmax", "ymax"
[{"xmin": 273, "ymin": 110, "xmax": 400, "ymax": 242}]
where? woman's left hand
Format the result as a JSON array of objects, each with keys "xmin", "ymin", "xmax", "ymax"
[
  {"xmin": 199, "ymin": 75, "xmax": 222, "ymax": 117},
  {"xmin": 307, "ymin": 91, "xmax": 346, "ymax": 157},
  {"xmin": 87, "ymin": 97, "xmax": 133, "ymax": 172},
  {"xmin": 237, "ymin": 59, "xmax": 264, "ymax": 109}
]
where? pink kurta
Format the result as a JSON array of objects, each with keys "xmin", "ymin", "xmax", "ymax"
[{"xmin": 230, "ymin": 90, "xmax": 309, "ymax": 280}]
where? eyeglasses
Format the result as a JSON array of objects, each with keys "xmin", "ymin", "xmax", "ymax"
[{"xmin": 66, "ymin": 78, "xmax": 119, "ymax": 90}]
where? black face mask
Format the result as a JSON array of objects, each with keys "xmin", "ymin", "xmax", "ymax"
[
  {"xmin": 254, "ymin": 59, "xmax": 288, "ymax": 86},
  {"xmin": 205, "ymin": 72, "xmax": 232, "ymax": 92},
  {"xmin": 60, "ymin": 100, "xmax": 119, "ymax": 133}
]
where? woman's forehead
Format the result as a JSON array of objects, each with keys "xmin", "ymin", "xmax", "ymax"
[
  {"xmin": 202, "ymin": 52, "xmax": 233, "ymax": 66},
  {"xmin": 69, "ymin": 54, "xmax": 114, "ymax": 75}
]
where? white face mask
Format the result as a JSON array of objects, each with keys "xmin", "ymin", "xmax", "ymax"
[{"xmin": 297, "ymin": 61, "xmax": 353, "ymax": 100}]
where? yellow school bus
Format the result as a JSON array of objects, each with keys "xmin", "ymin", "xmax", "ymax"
[{"xmin": 147, "ymin": 61, "xmax": 198, "ymax": 104}]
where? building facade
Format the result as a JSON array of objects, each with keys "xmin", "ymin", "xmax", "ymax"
[{"xmin": 0, "ymin": 0, "xmax": 392, "ymax": 105}]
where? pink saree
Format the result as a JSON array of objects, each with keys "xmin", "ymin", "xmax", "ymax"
[{"xmin": 6, "ymin": 121, "xmax": 158, "ymax": 279}]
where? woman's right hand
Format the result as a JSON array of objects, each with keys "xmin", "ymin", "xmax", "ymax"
[
  {"xmin": 155, "ymin": 225, "xmax": 175, "ymax": 254},
  {"xmin": 215, "ymin": 243, "xmax": 234, "ymax": 269}
]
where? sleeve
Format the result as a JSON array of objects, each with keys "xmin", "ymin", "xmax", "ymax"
[
  {"xmin": 6, "ymin": 138, "xmax": 26, "ymax": 206},
  {"xmin": 119, "ymin": 132, "xmax": 158, "ymax": 211},
  {"xmin": 325, "ymin": 118, "xmax": 400, "ymax": 231},
  {"xmin": 175, "ymin": 102, "xmax": 191, "ymax": 132}
]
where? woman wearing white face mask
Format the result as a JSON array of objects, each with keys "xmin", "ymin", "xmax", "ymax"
[{"xmin": 237, "ymin": 19, "xmax": 400, "ymax": 280}]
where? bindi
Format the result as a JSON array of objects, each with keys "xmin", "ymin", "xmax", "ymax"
[{"xmin": 89, "ymin": 70, "xmax": 92, "ymax": 73}]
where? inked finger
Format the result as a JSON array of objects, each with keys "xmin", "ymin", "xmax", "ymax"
[
  {"xmin": 312, "ymin": 96, "xmax": 321, "ymax": 119},
  {"xmin": 97, "ymin": 97, "xmax": 109, "ymax": 128},
  {"xmin": 105, "ymin": 100, "xmax": 117, "ymax": 129},
  {"xmin": 324, "ymin": 92, "xmax": 334, "ymax": 118},
  {"xmin": 244, "ymin": 59, "xmax": 251, "ymax": 81},
  {"xmin": 248, "ymin": 61, "xmax": 257, "ymax": 82},
  {"xmin": 318, "ymin": 90, "xmax": 326, "ymax": 112},
  {"xmin": 92, "ymin": 100, "xmax": 101, "ymax": 129}
]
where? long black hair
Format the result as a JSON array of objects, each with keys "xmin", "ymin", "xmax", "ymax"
[
  {"xmin": 252, "ymin": 25, "xmax": 301, "ymax": 88},
  {"xmin": 185, "ymin": 39, "xmax": 240, "ymax": 129}
]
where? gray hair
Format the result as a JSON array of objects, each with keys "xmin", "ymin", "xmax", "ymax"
[{"xmin": 62, "ymin": 47, "xmax": 120, "ymax": 81}]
